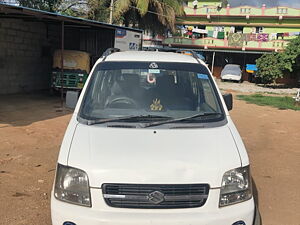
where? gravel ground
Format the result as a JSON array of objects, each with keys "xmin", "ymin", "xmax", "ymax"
[
  {"xmin": 216, "ymin": 79, "xmax": 299, "ymax": 95},
  {"xmin": 1, "ymin": 94, "xmax": 300, "ymax": 225}
]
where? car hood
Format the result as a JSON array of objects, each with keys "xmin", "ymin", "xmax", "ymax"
[{"xmin": 67, "ymin": 124, "xmax": 242, "ymax": 188}]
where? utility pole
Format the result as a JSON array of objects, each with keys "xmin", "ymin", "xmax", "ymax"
[{"xmin": 109, "ymin": 0, "xmax": 114, "ymax": 24}]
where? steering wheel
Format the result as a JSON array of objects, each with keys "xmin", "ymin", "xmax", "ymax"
[{"xmin": 106, "ymin": 96, "xmax": 138, "ymax": 109}]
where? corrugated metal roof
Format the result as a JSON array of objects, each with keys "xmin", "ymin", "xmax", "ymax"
[
  {"xmin": 0, "ymin": 2, "xmax": 143, "ymax": 33},
  {"xmin": 193, "ymin": 48, "xmax": 271, "ymax": 54},
  {"xmin": 159, "ymin": 47, "xmax": 270, "ymax": 55}
]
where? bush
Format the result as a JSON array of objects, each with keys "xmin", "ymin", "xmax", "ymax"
[
  {"xmin": 256, "ymin": 36, "xmax": 300, "ymax": 84},
  {"xmin": 256, "ymin": 53, "xmax": 283, "ymax": 84}
]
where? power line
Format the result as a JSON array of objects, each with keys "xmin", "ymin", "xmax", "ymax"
[{"xmin": 128, "ymin": 5, "xmax": 174, "ymax": 19}]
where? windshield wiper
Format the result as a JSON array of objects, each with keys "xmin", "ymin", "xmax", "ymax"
[
  {"xmin": 87, "ymin": 115, "xmax": 172, "ymax": 125},
  {"xmin": 143, "ymin": 112, "xmax": 223, "ymax": 128}
]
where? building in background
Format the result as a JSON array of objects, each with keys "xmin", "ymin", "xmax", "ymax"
[
  {"xmin": 163, "ymin": 0, "xmax": 300, "ymax": 83},
  {"xmin": 142, "ymin": 31, "xmax": 164, "ymax": 50}
]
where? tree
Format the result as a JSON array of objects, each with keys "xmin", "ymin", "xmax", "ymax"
[
  {"xmin": 256, "ymin": 36, "xmax": 300, "ymax": 84},
  {"xmin": 221, "ymin": 0, "xmax": 228, "ymax": 8},
  {"xmin": 86, "ymin": 0, "xmax": 111, "ymax": 22},
  {"xmin": 112, "ymin": 0, "xmax": 185, "ymax": 34},
  {"xmin": 256, "ymin": 53, "xmax": 283, "ymax": 84},
  {"xmin": 279, "ymin": 35, "xmax": 300, "ymax": 72},
  {"xmin": 17, "ymin": 0, "xmax": 62, "ymax": 12}
]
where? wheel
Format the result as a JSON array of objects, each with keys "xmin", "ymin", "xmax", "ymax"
[
  {"xmin": 253, "ymin": 206, "xmax": 262, "ymax": 225},
  {"xmin": 106, "ymin": 97, "xmax": 138, "ymax": 109}
]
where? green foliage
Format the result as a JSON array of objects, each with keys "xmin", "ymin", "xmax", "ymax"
[
  {"xmin": 221, "ymin": 0, "xmax": 228, "ymax": 8},
  {"xmin": 85, "ymin": 0, "xmax": 110, "ymax": 21},
  {"xmin": 256, "ymin": 36, "xmax": 300, "ymax": 84},
  {"xmin": 237, "ymin": 94, "xmax": 300, "ymax": 111},
  {"xmin": 279, "ymin": 36, "xmax": 300, "ymax": 72},
  {"xmin": 113, "ymin": 0, "xmax": 185, "ymax": 34},
  {"xmin": 256, "ymin": 53, "xmax": 284, "ymax": 84},
  {"xmin": 17, "ymin": 0, "xmax": 61, "ymax": 12}
]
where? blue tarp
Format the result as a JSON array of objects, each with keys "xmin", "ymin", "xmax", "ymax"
[{"xmin": 246, "ymin": 64, "xmax": 258, "ymax": 71}]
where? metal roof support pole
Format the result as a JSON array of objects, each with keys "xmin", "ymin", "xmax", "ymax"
[
  {"xmin": 60, "ymin": 21, "xmax": 65, "ymax": 108},
  {"xmin": 109, "ymin": 0, "xmax": 114, "ymax": 24},
  {"xmin": 211, "ymin": 51, "xmax": 216, "ymax": 75},
  {"xmin": 243, "ymin": 53, "xmax": 246, "ymax": 81}
]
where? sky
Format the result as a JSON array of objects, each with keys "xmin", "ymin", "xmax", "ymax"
[{"xmin": 229, "ymin": 0, "xmax": 300, "ymax": 8}]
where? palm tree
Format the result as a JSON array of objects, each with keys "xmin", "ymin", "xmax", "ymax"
[
  {"xmin": 221, "ymin": 0, "xmax": 228, "ymax": 8},
  {"xmin": 113, "ymin": 0, "xmax": 185, "ymax": 34}
]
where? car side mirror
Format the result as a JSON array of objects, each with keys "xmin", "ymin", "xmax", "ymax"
[{"xmin": 222, "ymin": 93, "xmax": 233, "ymax": 111}]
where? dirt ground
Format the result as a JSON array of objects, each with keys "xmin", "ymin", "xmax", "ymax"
[{"xmin": 0, "ymin": 92, "xmax": 299, "ymax": 225}]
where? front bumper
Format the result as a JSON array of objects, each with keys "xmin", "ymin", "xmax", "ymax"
[
  {"xmin": 221, "ymin": 75, "xmax": 242, "ymax": 81},
  {"xmin": 51, "ymin": 188, "xmax": 256, "ymax": 225}
]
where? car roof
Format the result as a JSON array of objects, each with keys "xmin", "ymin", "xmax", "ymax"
[{"xmin": 103, "ymin": 51, "xmax": 202, "ymax": 64}]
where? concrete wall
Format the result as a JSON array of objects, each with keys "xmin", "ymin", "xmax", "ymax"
[{"xmin": 0, "ymin": 19, "xmax": 60, "ymax": 94}]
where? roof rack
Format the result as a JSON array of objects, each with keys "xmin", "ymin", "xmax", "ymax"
[
  {"xmin": 143, "ymin": 47, "xmax": 202, "ymax": 60},
  {"xmin": 101, "ymin": 47, "xmax": 202, "ymax": 63},
  {"xmin": 176, "ymin": 49, "xmax": 200, "ymax": 60},
  {"xmin": 101, "ymin": 48, "xmax": 121, "ymax": 58}
]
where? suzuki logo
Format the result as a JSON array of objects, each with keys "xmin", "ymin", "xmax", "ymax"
[
  {"xmin": 149, "ymin": 62, "xmax": 158, "ymax": 69},
  {"xmin": 148, "ymin": 191, "xmax": 165, "ymax": 204}
]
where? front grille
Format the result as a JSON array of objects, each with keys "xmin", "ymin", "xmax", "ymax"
[
  {"xmin": 55, "ymin": 74, "xmax": 77, "ymax": 87},
  {"xmin": 102, "ymin": 183, "xmax": 209, "ymax": 209}
]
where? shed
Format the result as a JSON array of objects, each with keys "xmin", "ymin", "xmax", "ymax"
[{"xmin": 0, "ymin": 3, "xmax": 142, "ymax": 94}]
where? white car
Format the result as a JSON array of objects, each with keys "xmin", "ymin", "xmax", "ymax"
[
  {"xmin": 221, "ymin": 64, "xmax": 242, "ymax": 82},
  {"xmin": 51, "ymin": 49, "xmax": 261, "ymax": 225}
]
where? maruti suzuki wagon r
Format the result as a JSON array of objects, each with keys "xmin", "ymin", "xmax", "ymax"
[{"xmin": 51, "ymin": 49, "xmax": 261, "ymax": 225}]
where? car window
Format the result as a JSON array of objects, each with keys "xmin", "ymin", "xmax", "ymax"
[
  {"xmin": 224, "ymin": 65, "xmax": 240, "ymax": 70},
  {"xmin": 79, "ymin": 62, "xmax": 224, "ymax": 123}
]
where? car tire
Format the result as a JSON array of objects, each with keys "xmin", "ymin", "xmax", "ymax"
[{"xmin": 253, "ymin": 206, "xmax": 262, "ymax": 225}]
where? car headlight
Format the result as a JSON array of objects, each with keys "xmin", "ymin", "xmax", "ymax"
[
  {"xmin": 54, "ymin": 164, "xmax": 91, "ymax": 207},
  {"xmin": 219, "ymin": 166, "xmax": 252, "ymax": 207}
]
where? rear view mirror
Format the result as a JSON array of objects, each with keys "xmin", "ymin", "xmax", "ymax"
[{"xmin": 222, "ymin": 93, "xmax": 233, "ymax": 111}]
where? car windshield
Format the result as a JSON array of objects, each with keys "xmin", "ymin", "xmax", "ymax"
[
  {"xmin": 79, "ymin": 61, "xmax": 224, "ymax": 124},
  {"xmin": 222, "ymin": 64, "xmax": 241, "ymax": 75}
]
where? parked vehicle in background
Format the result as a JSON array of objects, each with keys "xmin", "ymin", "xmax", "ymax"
[
  {"xmin": 221, "ymin": 64, "xmax": 242, "ymax": 82},
  {"xmin": 51, "ymin": 49, "xmax": 260, "ymax": 225},
  {"xmin": 51, "ymin": 50, "xmax": 90, "ymax": 92}
]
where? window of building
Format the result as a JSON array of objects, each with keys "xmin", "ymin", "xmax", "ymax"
[
  {"xmin": 204, "ymin": 5, "xmax": 217, "ymax": 14},
  {"xmin": 214, "ymin": 26, "xmax": 225, "ymax": 32},
  {"xmin": 277, "ymin": 7, "xmax": 288, "ymax": 14},
  {"xmin": 255, "ymin": 27, "xmax": 264, "ymax": 33},
  {"xmin": 235, "ymin": 26, "xmax": 244, "ymax": 33},
  {"xmin": 196, "ymin": 25, "xmax": 206, "ymax": 29},
  {"xmin": 240, "ymin": 8, "xmax": 251, "ymax": 14}
]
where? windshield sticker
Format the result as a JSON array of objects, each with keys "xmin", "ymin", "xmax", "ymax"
[
  {"xmin": 147, "ymin": 73, "xmax": 156, "ymax": 84},
  {"xmin": 149, "ymin": 69, "xmax": 160, "ymax": 74},
  {"xmin": 197, "ymin": 74, "xmax": 209, "ymax": 80},
  {"xmin": 150, "ymin": 99, "xmax": 163, "ymax": 111}
]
